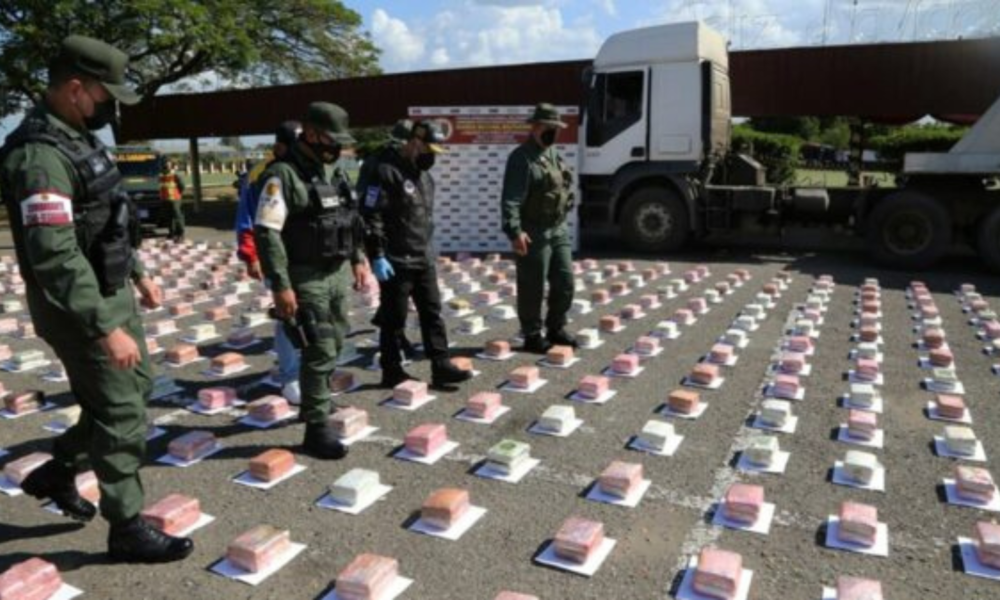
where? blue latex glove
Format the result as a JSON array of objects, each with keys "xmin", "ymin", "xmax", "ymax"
[{"xmin": 373, "ymin": 257, "xmax": 395, "ymax": 282}]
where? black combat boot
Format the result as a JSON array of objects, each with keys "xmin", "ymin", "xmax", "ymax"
[
  {"xmin": 398, "ymin": 331, "xmax": 418, "ymax": 360},
  {"xmin": 547, "ymin": 329, "xmax": 579, "ymax": 348},
  {"xmin": 522, "ymin": 334, "xmax": 552, "ymax": 354},
  {"xmin": 20, "ymin": 459, "xmax": 97, "ymax": 522},
  {"xmin": 108, "ymin": 516, "xmax": 194, "ymax": 563},
  {"xmin": 303, "ymin": 422, "xmax": 349, "ymax": 460},
  {"xmin": 431, "ymin": 359, "xmax": 474, "ymax": 389},
  {"xmin": 380, "ymin": 366, "xmax": 419, "ymax": 389}
]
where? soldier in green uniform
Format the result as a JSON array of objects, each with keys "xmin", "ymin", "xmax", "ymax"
[
  {"xmin": 501, "ymin": 103, "xmax": 577, "ymax": 353},
  {"xmin": 254, "ymin": 102, "xmax": 370, "ymax": 459},
  {"xmin": 0, "ymin": 35, "xmax": 193, "ymax": 563}
]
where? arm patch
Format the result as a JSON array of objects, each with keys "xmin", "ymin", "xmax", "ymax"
[
  {"xmin": 254, "ymin": 177, "xmax": 288, "ymax": 230},
  {"xmin": 21, "ymin": 191, "xmax": 73, "ymax": 227}
]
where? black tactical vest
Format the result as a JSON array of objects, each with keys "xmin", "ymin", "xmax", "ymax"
[
  {"xmin": 0, "ymin": 112, "xmax": 136, "ymax": 296},
  {"xmin": 280, "ymin": 162, "xmax": 363, "ymax": 266}
]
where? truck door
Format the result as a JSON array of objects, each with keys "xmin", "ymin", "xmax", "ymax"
[{"xmin": 583, "ymin": 68, "xmax": 647, "ymax": 176}]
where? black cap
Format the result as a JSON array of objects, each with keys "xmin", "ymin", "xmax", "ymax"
[
  {"xmin": 275, "ymin": 121, "xmax": 301, "ymax": 146},
  {"xmin": 54, "ymin": 35, "xmax": 141, "ymax": 105},
  {"xmin": 410, "ymin": 120, "xmax": 446, "ymax": 154}
]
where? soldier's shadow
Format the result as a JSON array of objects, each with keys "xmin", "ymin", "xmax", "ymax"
[{"xmin": 0, "ymin": 523, "xmax": 109, "ymax": 573}]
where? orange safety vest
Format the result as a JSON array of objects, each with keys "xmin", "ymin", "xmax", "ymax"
[{"xmin": 159, "ymin": 173, "xmax": 182, "ymax": 201}]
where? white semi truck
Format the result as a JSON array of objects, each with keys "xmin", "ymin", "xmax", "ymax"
[{"xmin": 578, "ymin": 22, "xmax": 1000, "ymax": 269}]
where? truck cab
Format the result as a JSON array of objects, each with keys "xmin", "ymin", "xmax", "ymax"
[
  {"xmin": 580, "ymin": 22, "xmax": 731, "ymax": 252},
  {"xmin": 111, "ymin": 146, "xmax": 166, "ymax": 229}
]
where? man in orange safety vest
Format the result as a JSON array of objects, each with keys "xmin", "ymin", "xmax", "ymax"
[{"xmin": 159, "ymin": 160, "xmax": 185, "ymax": 241}]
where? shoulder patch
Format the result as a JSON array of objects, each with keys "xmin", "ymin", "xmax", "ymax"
[
  {"xmin": 21, "ymin": 191, "xmax": 73, "ymax": 227},
  {"xmin": 254, "ymin": 176, "xmax": 287, "ymax": 231},
  {"xmin": 364, "ymin": 185, "xmax": 381, "ymax": 209}
]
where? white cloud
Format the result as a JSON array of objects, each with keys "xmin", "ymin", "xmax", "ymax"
[
  {"xmin": 596, "ymin": 0, "xmax": 617, "ymax": 17},
  {"xmin": 370, "ymin": 3, "xmax": 602, "ymax": 73},
  {"xmin": 371, "ymin": 8, "xmax": 426, "ymax": 70}
]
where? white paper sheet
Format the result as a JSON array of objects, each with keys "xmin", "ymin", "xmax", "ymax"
[
  {"xmin": 528, "ymin": 418, "xmax": 583, "ymax": 438},
  {"xmin": 925, "ymin": 402, "xmax": 972, "ymax": 424},
  {"xmin": 568, "ymin": 390, "xmax": 617, "ymax": 405},
  {"xmin": 155, "ymin": 443, "xmax": 224, "ymax": 467},
  {"xmin": 209, "ymin": 542, "xmax": 306, "ymax": 586},
  {"xmin": 233, "ymin": 463, "xmax": 307, "ymax": 490},
  {"xmin": 736, "ymin": 451, "xmax": 790, "ymax": 475},
  {"xmin": 943, "ymin": 479, "xmax": 1000, "ymax": 512},
  {"xmin": 836, "ymin": 426, "xmax": 885, "ymax": 449},
  {"xmin": 711, "ymin": 501, "xmax": 777, "ymax": 535},
  {"xmin": 316, "ymin": 484, "xmax": 393, "ymax": 515},
  {"xmin": 934, "ymin": 437, "xmax": 987, "ymax": 462},
  {"xmin": 380, "ymin": 395, "xmax": 437, "ymax": 412},
  {"xmin": 409, "ymin": 506, "xmax": 487, "ymax": 540},
  {"xmin": 660, "ymin": 403, "xmax": 709, "ymax": 420},
  {"xmin": 832, "ymin": 462, "xmax": 886, "ymax": 492},
  {"xmin": 751, "ymin": 415, "xmax": 799, "ymax": 434},
  {"xmin": 393, "ymin": 440, "xmax": 459, "ymax": 465},
  {"xmin": 584, "ymin": 479, "xmax": 652, "ymax": 508},
  {"xmin": 474, "ymin": 457, "xmax": 540, "ymax": 484},
  {"xmin": 824, "ymin": 517, "xmax": 889, "ymax": 557},
  {"xmin": 675, "ymin": 558, "xmax": 753, "ymax": 600},
  {"xmin": 454, "ymin": 406, "xmax": 511, "ymax": 425},
  {"xmin": 186, "ymin": 399, "xmax": 246, "ymax": 416},
  {"xmin": 321, "ymin": 576, "xmax": 413, "ymax": 600},
  {"xmin": 499, "ymin": 379, "xmax": 548, "ymax": 394},
  {"xmin": 534, "ymin": 538, "xmax": 617, "ymax": 577},
  {"xmin": 628, "ymin": 435, "xmax": 683, "ymax": 457},
  {"xmin": 958, "ymin": 537, "xmax": 1000, "ymax": 581},
  {"xmin": 238, "ymin": 411, "xmax": 299, "ymax": 429}
]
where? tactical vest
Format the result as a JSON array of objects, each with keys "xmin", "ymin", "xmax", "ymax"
[
  {"xmin": 0, "ymin": 112, "xmax": 136, "ymax": 296},
  {"xmin": 521, "ymin": 148, "xmax": 572, "ymax": 229},
  {"xmin": 281, "ymin": 164, "xmax": 363, "ymax": 266}
]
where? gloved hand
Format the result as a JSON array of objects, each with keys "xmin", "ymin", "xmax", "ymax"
[{"xmin": 372, "ymin": 257, "xmax": 395, "ymax": 282}]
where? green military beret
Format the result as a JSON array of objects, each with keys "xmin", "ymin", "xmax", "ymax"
[
  {"xmin": 527, "ymin": 102, "xmax": 567, "ymax": 129},
  {"xmin": 55, "ymin": 35, "xmax": 141, "ymax": 105},
  {"xmin": 306, "ymin": 102, "xmax": 356, "ymax": 145}
]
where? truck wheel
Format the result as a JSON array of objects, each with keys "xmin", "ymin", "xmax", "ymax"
[
  {"xmin": 620, "ymin": 186, "xmax": 689, "ymax": 253},
  {"xmin": 976, "ymin": 206, "xmax": 1000, "ymax": 273},
  {"xmin": 864, "ymin": 191, "xmax": 951, "ymax": 269}
]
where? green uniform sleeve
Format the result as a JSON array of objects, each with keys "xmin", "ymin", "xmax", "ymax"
[
  {"xmin": 131, "ymin": 249, "xmax": 145, "ymax": 280},
  {"xmin": 501, "ymin": 148, "xmax": 529, "ymax": 239},
  {"xmin": 9, "ymin": 144, "xmax": 125, "ymax": 339},
  {"xmin": 254, "ymin": 167, "xmax": 297, "ymax": 293}
]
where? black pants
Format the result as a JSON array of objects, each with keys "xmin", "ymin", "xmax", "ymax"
[{"xmin": 378, "ymin": 262, "xmax": 449, "ymax": 370}]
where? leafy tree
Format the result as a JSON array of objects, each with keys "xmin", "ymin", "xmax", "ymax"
[
  {"xmin": 220, "ymin": 136, "xmax": 246, "ymax": 152},
  {"xmin": 748, "ymin": 116, "xmax": 820, "ymax": 141},
  {"xmin": 0, "ymin": 0, "xmax": 381, "ymax": 120}
]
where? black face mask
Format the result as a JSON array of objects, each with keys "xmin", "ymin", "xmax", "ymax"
[
  {"xmin": 416, "ymin": 152, "xmax": 436, "ymax": 171},
  {"xmin": 539, "ymin": 128, "xmax": 558, "ymax": 147},
  {"xmin": 84, "ymin": 99, "xmax": 118, "ymax": 131},
  {"xmin": 303, "ymin": 134, "xmax": 342, "ymax": 164}
]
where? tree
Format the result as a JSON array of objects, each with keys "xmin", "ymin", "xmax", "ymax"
[
  {"xmin": 220, "ymin": 136, "xmax": 246, "ymax": 152},
  {"xmin": 0, "ymin": 0, "xmax": 381, "ymax": 120},
  {"xmin": 748, "ymin": 116, "xmax": 820, "ymax": 141}
]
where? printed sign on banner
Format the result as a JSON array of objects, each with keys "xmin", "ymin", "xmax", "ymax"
[{"xmin": 408, "ymin": 106, "xmax": 581, "ymax": 253}]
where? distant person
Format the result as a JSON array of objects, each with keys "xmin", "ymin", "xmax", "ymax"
[
  {"xmin": 159, "ymin": 159, "xmax": 185, "ymax": 241},
  {"xmin": 235, "ymin": 120, "xmax": 304, "ymax": 402},
  {"xmin": 0, "ymin": 34, "xmax": 192, "ymax": 563},
  {"xmin": 501, "ymin": 103, "xmax": 577, "ymax": 353}
]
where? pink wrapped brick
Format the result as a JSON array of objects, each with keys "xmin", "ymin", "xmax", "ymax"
[
  {"xmin": 393, "ymin": 380, "xmax": 428, "ymax": 405},
  {"xmin": 855, "ymin": 358, "xmax": 880, "ymax": 381},
  {"xmin": 693, "ymin": 547, "xmax": 743, "ymax": 600},
  {"xmin": 329, "ymin": 407, "xmax": 368, "ymax": 438},
  {"xmin": 612, "ymin": 353, "xmax": 640, "ymax": 375},
  {"xmin": 734, "ymin": 268, "xmax": 750, "ymax": 281},
  {"xmin": 248, "ymin": 396, "xmax": 291, "ymax": 422},
  {"xmin": 715, "ymin": 282, "xmax": 731, "ymax": 295},
  {"xmin": 639, "ymin": 294, "xmax": 659, "ymax": 310},
  {"xmin": 984, "ymin": 321, "xmax": 1000, "ymax": 340},
  {"xmin": 618, "ymin": 261, "xmax": 635, "ymax": 272},
  {"xmin": 226, "ymin": 525, "xmax": 292, "ymax": 573},
  {"xmin": 145, "ymin": 337, "xmax": 161, "ymax": 354},
  {"xmin": 956, "ymin": 465, "xmax": 995, "ymax": 504},
  {"xmin": 500, "ymin": 283, "xmax": 517, "ymax": 297},
  {"xmin": 858, "ymin": 314, "xmax": 879, "ymax": 329},
  {"xmin": 421, "ymin": 488, "xmax": 470, "ymax": 529},
  {"xmin": 837, "ymin": 577, "xmax": 883, "ymax": 600},
  {"xmin": 921, "ymin": 305, "xmax": 940, "ymax": 319},
  {"xmin": 485, "ymin": 340, "xmax": 511, "ymax": 357},
  {"xmin": 684, "ymin": 270, "xmax": 700, "ymax": 284},
  {"xmin": 724, "ymin": 483, "xmax": 764, "ymax": 524},
  {"xmin": 687, "ymin": 297, "xmax": 708, "ymax": 313},
  {"xmin": 859, "ymin": 326, "xmax": 879, "ymax": 343},
  {"xmin": 972, "ymin": 299, "xmax": 990, "ymax": 313},
  {"xmin": 599, "ymin": 315, "xmax": 621, "ymax": 332},
  {"xmin": 494, "ymin": 593, "xmax": 539, "ymax": 600},
  {"xmin": 488, "ymin": 272, "xmax": 508, "ymax": 285},
  {"xmin": 336, "ymin": 554, "xmax": 399, "ymax": 600},
  {"xmin": 708, "ymin": 344, "xmax": 733, "ymax": 365},
  {"xmin": 642, "ymin": 268, "xmax": 658, "ymax": 282},
  {"xmin": 929, "ymin": 347, "xmax": 953, "ymax": 368},
  {"xmin": 620, "ymin": 304, "xmax": 642, "ymax": 320},
  {"xmin": 168, "ymin": 431, "xmax": 216, "ymax": 461},
  {"xmin": 975, "ymin": 521, "xmax": 1000, "ymax": 570},
  {"xmin": 690, "ymin": 364, "xmax": 719, "ymax": 386},
  {"xmin": 168, "ymin": 302, "xmax": 193, "ymax": 317},
  {"xmin": 546, "ymin": 345, "xmax": 575, "ymax": 366},
  {"xmin": 476, "ymin": 290, "xmax": 499, "ymax": 305},
  {"xmin": 405, "ymin": 423, "xmax": 447, "ymax": 457},
  {"xmin": 838, "ymin": 501, "xmax": 878, "ymax": 546},
  {"xmin": 598, "ymin": 461, "xmax": 643, "ymax": 498},
  {"xmin": 3, "ymin": 452, "xmax": 52, "ymax": 486},
  {"xmin": 509, "ymin": 366, "xmax": 539, "ymax": 389},
  {"xmin": 778, "ymin": 352, "xmax": 806, "ymax": 374},
  {"xmin": 591, "ymin": 289, "xmax": 611, "ymax": 304},
  {"xmin": 923, "ymin": 328, "xmax": 946, "ymax": 348},
  {"xmin": 603, "ymin": 265, "xmax": 619, "ymax": 278},
  {"xmin": 861, "ymin": 300, "xmax": 880, "ymax": 314},
  {"xmin": 467, "ymin": 392, "xmax": 502, "ymax": 420},
  {"xmin": 198, "ymin": 387, "xmax": 237, "ymax": 410},
  {"xmin": 762, "ymin": 283, "xmax": 779, "ymax": 297},
  {"xmin": 210, "ymin": 352, "xmax": 245, "ymax": 374},
  {"xmin": 75, "ymin": 471, "xmax": 100, "ymax": 504},
  {"xmin": 330, "ymin": 370, "xmax": 356, "ymax": 394},
  {"xmin": 803, "ymin": 308, "xmax": 823, "ymax": 323},
  {"xmin": 669, "ymin": 389, "xmax": 701, "ymax": 414},
  {"xmin": 0, "ymin": 558, "xmax": 63, "ymax": 600},
  {"xmin": 165, "ymin": 343, "xmax": 199, "ymax": 365},
  {"xmin": 141, "ymin": 493, "xmax": 201, "ymax": 535},
  {"xmin": 611, "ymin": 282, "xmax": 629, "ymax": 296},
  {"xmin": 553, "ymin": 517, "xmax": 604, "ymax": 564},
  {"xmin": 771, "ymin": 374, "xmax": 800, "ymax": 399},
  {"xmin": 149, "ymin": 319, "xmax": 177, "ymax": 336},
  {"xmin": 635, "ymin": 336, "xmax": 660, "ymax": 355},
  {"xmin": 848, "ymin": 410, "xmax": 878, "ymax": 440},
  {"xmin": 5, "ymin": 390, "xmax": 43, "ymax": 415},
  {"xmin": 960, "ymin": 283, "xmax": 977, "ymax": 294},
  {"xmin": 249, "ymin": 449, "xmax": 295, "ymax": 482},
  {"xmin": 935, "ymin": 394, "xmax": 966, "ymax": 419},
  {"xmin": 696, "ymin": 265, "xmax": 711, "ymax": 277},
  {"xmin": 0, "ymin": 319, "xmax": 17, "ymax": 335},
  {"xmin": 578, "ymin": 375, "xmax": 610, "ymax": 400},
  {"xmin": 786, "ymin": 336, "xmax": 812, "ymax": 353},
  {"xmin": 203, "ymin": 306, "xmax": 229, "ymax": 321}
]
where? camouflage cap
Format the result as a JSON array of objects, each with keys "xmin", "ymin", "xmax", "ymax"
[
  {"xmin": 526, "ymin": 102, "xmax": 567, "ymax": 129},
  {"xmin": 55, "ymin": 35, "xmax": 141, "ymax": 105},
  {"xmin": 305, "ymin": 102, "xmax": 356, "ymax": 145}
]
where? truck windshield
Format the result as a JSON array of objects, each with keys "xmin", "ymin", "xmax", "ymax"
[
  {"xmin": 114, "ymin": 151, "xmax": 161, "ymax": 177},
  {"xmin": 586, "ymin": 70, "xmax": 644, "ymax": 147}
]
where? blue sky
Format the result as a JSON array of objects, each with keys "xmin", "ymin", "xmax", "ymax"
[{"xmin": 3, "ymin": 1, "xmax": 997, "ymax": 143}]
